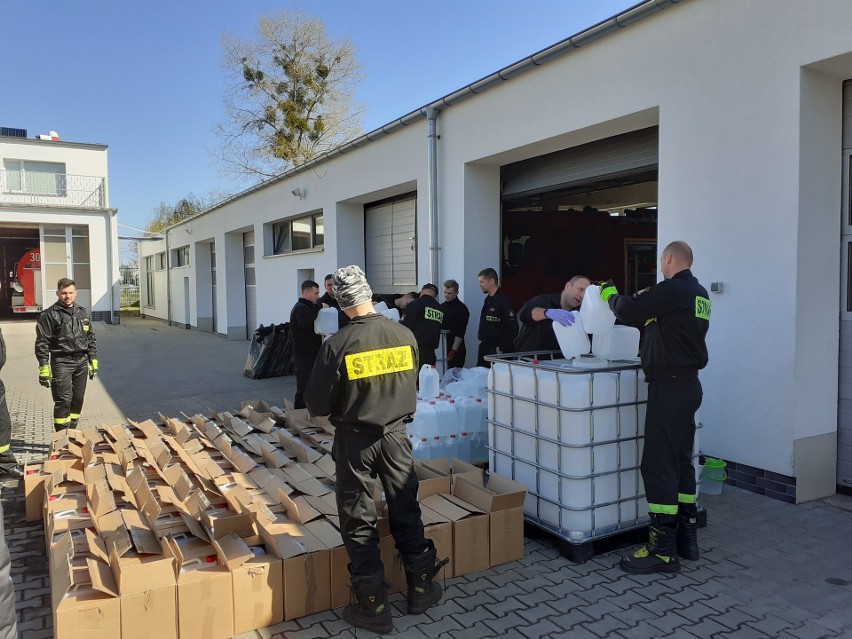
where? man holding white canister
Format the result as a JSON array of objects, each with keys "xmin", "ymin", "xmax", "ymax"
[
  {"xmin": 603, "ymin": 240, "xmax": 710, "ymax": 574},
  {"xmin": 514, "ymin": 275, "xmax": 591, "ymax": 353}
]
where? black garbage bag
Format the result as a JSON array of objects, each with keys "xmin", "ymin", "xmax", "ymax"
[
  {"xmin": 264, "ymin": 323, "xmax": 294, "ymax": 378},
  {"xmin": 244, "ymin": 324, "xmax": 276, "ymax": 379},
  {"xmin": 243, "ymin": 323, "xmax": 294, "ymax": 379}
]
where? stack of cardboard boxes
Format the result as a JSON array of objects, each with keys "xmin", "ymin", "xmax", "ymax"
[{"xmin": 26, "ymin": 400, "xmax": 526, "ymax": 639}]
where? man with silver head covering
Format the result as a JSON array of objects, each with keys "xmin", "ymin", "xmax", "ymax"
[{"xmin": 305, "ymin": 265, "xmax": 447, "ymax": 634}]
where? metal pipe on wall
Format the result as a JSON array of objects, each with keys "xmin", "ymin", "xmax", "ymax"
[{"xmin": 427, "ymin": 106, "xmax": 440, "ymax": 285}]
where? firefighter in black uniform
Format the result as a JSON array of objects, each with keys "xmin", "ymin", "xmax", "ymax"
[
  {"xmin": 401, "ymin": 283, "xmax": 444, "ymax": 367},
  {"xmin": 441, "ymin": 279, "xmax": 470, "ymax": 369},
  {"xmin": 289, "ymin": 279, "xmax": 323, "ymax": 409},
  {"xmin": 35, "ymin": 278, "xmax": 98, "ymax": 431},
  {"xmin": 514, "ymin": 275, "xmax": 591, "ymax": 353},
  {"xmin": 476, "ymin": 267, "xmax": 518, "ymax": 366},
  {"xmin": 0, "ymin": 327, "xmax": 22, "ymax": 479},
  {"xmin": 603, "ymin": 241, "xmax": 710, "ymax": 574},
  {"xmin": 305, "ymin": 266, "xmax": 447, "ymax": 634}
]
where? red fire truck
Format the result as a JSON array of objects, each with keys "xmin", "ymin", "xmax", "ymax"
[{"xmin": 10, "ymin": 248, "xmax": 42, "ymax": 314}]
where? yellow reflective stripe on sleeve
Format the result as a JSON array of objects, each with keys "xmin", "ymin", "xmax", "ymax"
[
  {"xmin": 648, "ymin": 502, "xmax": 679, "ymax": 515},
  {"xmin": 645, "ymin": 317, "xmax": 656, "ymax": 326},
  {"xmin": 69, "ymin": 413, "xmax": 80, "ymax": 420},
  {"xmin": 425, "ymin": 307, "xmax": 444, "ymax": 323},
  {"xmin": 345, "ymin": 346, "xmax": 414, "ymax": 380},
  {"xmin": 0, "ymin": 444, "xmax": 9, "ymax": 454},
  {"xmin": 695, "ymin": 296, "xmax": 711, "ymax": 320},
  {"xmin": 678, "ymin": 493, "xmax": 696, "ymax": 504}
]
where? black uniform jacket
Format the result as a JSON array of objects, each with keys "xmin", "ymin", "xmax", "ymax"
[
  {"xmin": 35, "ymin": 302, "xmax": 97, "ymax": 366},
  {"xmin": 514, "ymin": 292, "xmax": 570, "ymax": 353},
  {"xmin": 305, "ymin": 313, "xmax": 419, "ymax": 433},
  {"xmin": 608, "ymin": 269, "xmax": 710, "ymax": 381},
  {"xmin": 401, "ymin": 296, "xmax": 444, "ymax": 349},
  {"xmin": 441, "ymin": 298, "xmax": 470, "ymax": 346},
  {"xmin": 290, "ymin": 297, "xmax": 323, "ymax": 359},
  {"xmin": 478, "ymin": 288, "xmax": 518, "ymax": 351},
  {"xmin": 0, "ymin": 328, "xmax": 6, "ymax": 371}
]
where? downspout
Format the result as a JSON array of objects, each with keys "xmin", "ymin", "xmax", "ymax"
[
  {"xmin": 107, "ymin": 209, "xmax": 117, "ymax": 323},
  {"xmin": 165, "ymin": 228, "xmax": 172, "ymax": 326},
  {"xmin": 426, "ymin": 107, "xmax": 440, "ymax": 285}
]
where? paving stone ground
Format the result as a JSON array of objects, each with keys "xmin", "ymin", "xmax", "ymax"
[{"xmin": 1, "ymin": 316, "xmax": 851, "ymax": 639}]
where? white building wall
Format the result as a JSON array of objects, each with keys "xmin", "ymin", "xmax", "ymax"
[{"xmin": 140, "ymin": 0, "xmax": 852, "ymax": 499}]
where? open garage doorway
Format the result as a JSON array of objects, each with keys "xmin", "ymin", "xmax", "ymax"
[
  {"xmin": 499, "ymin": 128, "xmax": 658, "ymax": 307},
  {"xmin": 0, "ymin": 225, "xmax": 41, "ymax": 321}
]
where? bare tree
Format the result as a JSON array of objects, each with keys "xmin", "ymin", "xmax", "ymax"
[
  {"xmin": 145, "ymin": 192, "xmax": 224, "ymax": 233},
  {"xmin": 215, "ymin": 10, "xmax": 365, "ymax": 181}
]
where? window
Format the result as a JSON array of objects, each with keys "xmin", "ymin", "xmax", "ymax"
[
  {"xmin": 156, "ymin": 252, "xmax": 166, "ymax": 270},
  {"xmin": 4, "ymin": 160, "xmax": 67, "ymax": 195},
  {"xmin": 172, "ymin": 246, "xmax": 190, "ymax": 267},
  {"xmin": 270, "ymin": 212, "xmax": 324, "ymax": 255}
]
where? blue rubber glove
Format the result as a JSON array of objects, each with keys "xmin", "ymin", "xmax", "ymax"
[{"xmin": 545, "ymin": 309, "xmax": 575, "ymax": 327}]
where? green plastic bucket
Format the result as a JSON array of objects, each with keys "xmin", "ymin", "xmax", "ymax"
[{"xmin": 701, "ymin": 458, "xmax": 726, "ymax": 495}]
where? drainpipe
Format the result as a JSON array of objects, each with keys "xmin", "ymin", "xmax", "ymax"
[
  {"xmin": 426, "ymin": 106, "xmax": 440, "ymax": 285},
  {"xmin": 165, "ymin": 228, "xmax": 172, "ymax": 326},
  {"xmin": 107, "ymin": 209, "xmax": 117, "ymax": 323}
]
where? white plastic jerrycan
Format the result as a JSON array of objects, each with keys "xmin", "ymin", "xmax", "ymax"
[
  {"xmin": 552, "ymin": 311, "xmax": 590, "ymax": 359},
  {"xmin": 579, "ymin": 284, "xmax": 616, "ymax": 335},
  {"xmin": 314, "ymin": 307, "xmax": 339, "ymax": 335},
  {"xmin": 594, "ymin": 325, "xmax": 640, "ymax": 360}
]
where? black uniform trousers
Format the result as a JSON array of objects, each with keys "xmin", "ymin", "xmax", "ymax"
[
  {"xmin": 334, "ymin": 424, "xmax": 428, "ymax": 576},
  {"xmin": 292, "ymin": 354, "xmax": 316, "ymax": 410},
  {"xmin": 0, "ymin": 380, "xmax": 11, "ymax": 455},
  {"xmin": 51, "ymin": 354, "xmax": 89, "ymax": 430},
  {"xmin": 477, "ymin": 341, "xmax": 500, "ymax": 368},
  {"xmin": 418, "ymin": 343, "xmax": 437, "ymax": 367},
  {"xmin": 641, "ymin": 376, "xmax": 702, "ymax": 518}
]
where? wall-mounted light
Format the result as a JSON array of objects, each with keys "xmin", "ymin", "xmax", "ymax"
[{"xmin": 291, "ymin": 188, "xmax": 306, "ymax": 200}]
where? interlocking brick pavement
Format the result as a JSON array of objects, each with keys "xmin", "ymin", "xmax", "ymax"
[{"xmin": 1, "ymin": 317, "xmax": 852, "ymax": 639}]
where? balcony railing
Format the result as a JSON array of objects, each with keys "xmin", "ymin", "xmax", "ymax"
[{"xmin": 0, "ymin": 169, "xmax": 106, "ymax": 207}]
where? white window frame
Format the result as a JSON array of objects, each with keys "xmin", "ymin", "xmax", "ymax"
[{"xmin": 269, "ymin": 212, "xmax": 324, "ymax": 255}]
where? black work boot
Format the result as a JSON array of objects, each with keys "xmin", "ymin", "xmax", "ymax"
[
  {"xmin": 0, "ymin": 453, "xmax": 22, "ymax": 480},
  {"xmin": 402, "ymin": 541, "xmax": 449, "ymax": 615},
  {"xmin": 343, "ymin": 569, "xmax": 393, "ymax": 634},
  {"xmin": 621, "ymin": 515, "xmax": 681, "ymax": 574},
  {"xmin": 676, "ymin": 504, "xmax": 700, "ymax": 561}
]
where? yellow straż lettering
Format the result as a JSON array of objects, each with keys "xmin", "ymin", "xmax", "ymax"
[{"xmin": 345, "ymin": 346, "xmax": 414, "ymax": 380}]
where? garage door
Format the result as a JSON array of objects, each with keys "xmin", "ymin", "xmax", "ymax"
[
  {"xmin": 365, "ymin": 195, "xmax": 417, "ymax": 291},
  {"xmin": 244, "ymin": 231, "xmax": 256, "ymax": 339},
  {"xmin": 502, "ymin": 127, "xmax": 658, "ymax": 198},
  {"xmin": 839, "ymin": 79, "xmax": 852, "ymax": 490}
]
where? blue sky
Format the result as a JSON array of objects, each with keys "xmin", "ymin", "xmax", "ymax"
[{"xmin": 2, "ymin": 0, "xmax": 633, "ymax": 263}]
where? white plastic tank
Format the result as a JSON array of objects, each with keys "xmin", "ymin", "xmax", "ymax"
[
  {"xmin": 314, "ymin": 307, "xmax": 339, "ymax": 335},
  {"xmin": 552, "ymin": 311, "xmax": 590, "ymax": 360},
  {"xmin": 419, "ymin": 365, "xmax": 440, "ymax": 399},
  {"xmin": 413, "ymin": 436, "xmax": 432, "ymax": 460},
  {"xmin": 433, "ymin": 398, "xmax": 457, "ymax": 437},
  {"xmin": 457, "ymin": 431, "xmax": 472, "ymax": 462},
  {"xmin": 593, "ymin": 325, "xmax": 640, "ymax": 361},
  {"xmin": 579, "ymin": 285, "xmax": 616, "ymax": 335},
  {"xmin": 415, "ymin": 401, "xmax": 438, "ymax": 439}
]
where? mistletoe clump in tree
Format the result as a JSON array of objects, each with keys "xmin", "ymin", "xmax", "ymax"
[{"xmin": 216, "ymin": 10, "xmax": 365, "ymax": 181}]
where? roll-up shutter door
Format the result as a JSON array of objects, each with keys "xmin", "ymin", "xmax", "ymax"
[
  {"xmin": 365, "ymin": 195, "xmax": 417, "ymax": 291},
  {"xmin": 838, "ymin": 79, "xmax": 852, "ymax": 489},
  {"xmin": 243, "ymin": 231, "xmax": 256, "ymax": 339},
  {"xmin": 502, "ymin": 127, "xmax": 659, "ymax": 198}
]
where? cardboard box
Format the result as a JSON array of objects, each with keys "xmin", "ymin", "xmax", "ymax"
[
  {"xmin": 453, "ymin": 474, "xmax": 527, "ymax": 567},
  {"xmin": 166, "ymin": 536, "xmax": 234, "ymax": 639},
  {"xmin": 51, "ymin": 533, "xmax": 121, "ymax": 639},
  {"xmin": 421, "ymin": 491, "xmax": 489, "ymax": 576},
  {"xmin": 423, "ymin": 457, "xmax": 485, "ymax": 486},
  {"xmin": 231, "ymin": 546, "xmax": 284, "ymax": 635},
  {"xmin": 420, "ymin": 502, "xmax": 454, "ymax": 579},
  {"xmin": 257, "ymin": 517, "xmax": 331, "ymax": 620},
  {"xmin": 414, "ymin": 461, "xmax": 451, "ymax": 498}
]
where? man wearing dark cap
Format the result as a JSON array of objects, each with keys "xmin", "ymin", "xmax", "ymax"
[
  {"xmin": 305, "ymin": 266, "xmax": 447, "ymax": 634},
  {"xmin": 401, "ymin": 283, "xmax": 445, "ymax": 367}
]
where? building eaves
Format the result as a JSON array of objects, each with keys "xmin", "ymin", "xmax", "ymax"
[{"xmin": 166, "ymin": 0, "xmax": 683, "ymax": 231}]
